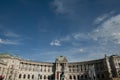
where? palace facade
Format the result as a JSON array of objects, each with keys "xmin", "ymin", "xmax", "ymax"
[{"xmin": 0, "ymin": 54, "xmax": 120, "ymax": 80}]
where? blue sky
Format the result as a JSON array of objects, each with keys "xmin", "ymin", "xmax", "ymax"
[{"xmin": 0, "ymin": 0, "xmax": 120, "ymax": 62}]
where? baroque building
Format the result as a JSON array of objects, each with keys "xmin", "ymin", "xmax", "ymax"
[{"xmin": 0, "ymin": 54, "xmax": 120, "ymax": 80}]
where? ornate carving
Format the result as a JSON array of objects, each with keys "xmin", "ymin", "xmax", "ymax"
[{"xmin": 55, "ymin": 56, "xmax": 68, "ymax": 63}]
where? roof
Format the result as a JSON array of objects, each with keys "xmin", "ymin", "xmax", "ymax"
[
  {"xmin": 0, "ymin": 53, "xmax": 21, "ymax": 59},
  {"xmin": 55, "ymin": 56, "xmax": 68, "ymax": 63}
]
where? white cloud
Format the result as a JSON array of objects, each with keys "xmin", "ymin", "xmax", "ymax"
[
  {"xmin": 48, "ymin": 13, "xmax": 120, "ymax": 61},
  {"xmin": 49, "ymin": 33, "xmax": 89, "ymax": 47},
  {"xmin": 0, "ymin": 38, "xmax": 19, "ymax": 45},
  {"xmin": 94, "ymin": 14, "xmax": 109, "ymax": 24},
  {"xmin": 91, "ymin": 14, "xmax": 120, "ymax": 44},
  {"xmin": 50, "ymin": 40, "xmax": 61, "ymax": 46},
  {"xmin": 79, "ymin": 48, "xmax": 84, "ymax": 52},
  {"xmin": 49, "ymin": 33, "xmax": 91, "ymax": 47},
  {"xmin": 94, "ymin": 11, "xmax": 115, "ymax": 24},
  {"xmin": 50, "ymin": 13, "xmax": 120, "ymax": 47}
]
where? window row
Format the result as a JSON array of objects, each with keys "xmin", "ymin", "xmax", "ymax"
[
  {"xmin": 69, "ymin": 63, "xmax": 104, "ymax": 69},
  {"xmin": 38, "ymin": 74, "xmax": 54, "ymax": 80},
  {"xmin": 69, "ymin": 64, "xmax": 104, "ymax": 72},
  {"xmin": 69, "ymin": 74, "xmax": 105, "ymax": 80},
  {"xmin": 19, "ymin": 74, "xmax": 34, "ymax": 79},
  {"xmin": 69, "ymin": 75, "xmax": 88, "ymax": 80},
  {"xmin": 19, "ymin": 74, "xmax": 54, "ymax": 80},
  {"xmin": 20, "ymin": 63, "xmax": 53, "ymax": 69},
  {"xmin": 19, "ymin": 63, "xmax": 53, "ymax": 72},
  {"xmin": 20, "ymin": 67, "xmax": 52, "ymax": 72}
]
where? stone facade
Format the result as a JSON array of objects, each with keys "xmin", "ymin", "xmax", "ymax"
[
  {"xmin": 0, "ymin": 59, "xmax": 7, "ymax": 80},
  {"xmin": 0, "ymin": 54, "xmax": 120, "ymax": 80}
]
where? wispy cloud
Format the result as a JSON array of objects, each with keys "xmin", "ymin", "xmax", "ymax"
[
  {"xmin": 4, "ymin": 31, "xmax": 19, "ymax": 37},
  {"xmin": 0, "ymin": 38, "xmax": 19, "ymax": 45},
  {"xmin": 50, "ymin": 32, "xmax": 90, "ymax": 47},
  {"xmin": 93, "ymin": 11, "xmax": 115, "ymax": 24},
  {"xmin": 50, "ymin": 39, "xmax": 61, "ymax": 46},
  {"xmin": 49, "ymin": 13, "xmax": 120, "ymax": 61},
  {"xmin": 72, "ymin": 33, "xmax": 90, "ymax": 40},
  {"xmin": 56, "ymin": 13, "xmax": 120, "ymax": 46},
  {"xmin": 50, "ymin": 12, "xmax": 120, "ymax": 47},
  {"xmin": 0, "ymin": 26, "xmax": 21, "ymax": 45},
  {"xmin": 59, "ymin": 35, "xmax": 71, "ymax": 42},
  {"xmin": 51, "ymin": 0, "xmax": 78, "ymax": 15},
  {"xmin": 0, "ymin": 26, "xmax": 20, "ymax": 38},
  {"xmin": 91, "ymin": 14, "xmax": 120, "ymax": 45},
  {"xmin": 94, "ymin": 14, "xmax": 109, "ymax": 24},
  {"xmin": 52, "ymin": 0, "xmax": 66, "ymax": 14}
]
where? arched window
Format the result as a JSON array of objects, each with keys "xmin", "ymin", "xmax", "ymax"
[
  {"xmin": 77, "ymin": 75, "xmax": 79, "ymax": 80},
  {"xmin": 19, "ymin": 74, "xmax": 21, "ymax": 78},
  {"xmin": 44, "ymin": 75, "xmax": 46, "ymax": 79},
  {"xmin": 48, "ymin": 76, "xmax": 50, "ymax": 79},
  {"xmin": 28, "ymin": 74, "xmax": 30, "ymax": 79},
  {"xmin": 74, "ymin": 75, "xmax": 76, "ymax": 79},
  {"xmin": 69, "ymin": 75, "xmax": 72, "ymax": 79},
  {"xmin": 9, "ymin": 75, "xmax": 11, "ymax": 79},
  {"xmin": 40, "ymin": 75, "xmax": 42, "ymax": 79},
  {"xmin": 23, "ymin": 74, "xmax": 26, "ymax": 79},
  {"xmin": 32, "ymin": 75, "xmax": 34, "ymax": 79}
]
